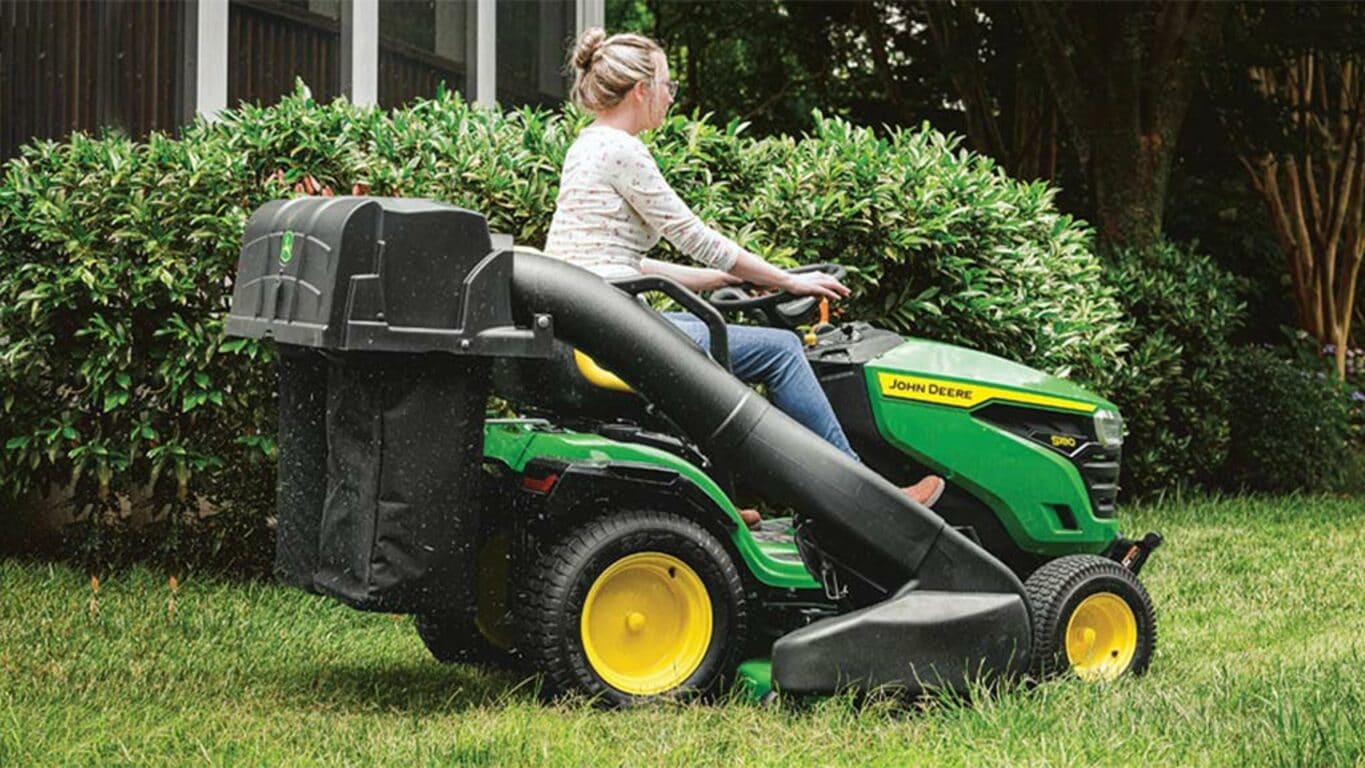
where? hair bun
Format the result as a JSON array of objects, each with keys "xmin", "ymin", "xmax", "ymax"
[{"xmin": 572, "ymin": 27, "xmax": 607, "ymax": 71}]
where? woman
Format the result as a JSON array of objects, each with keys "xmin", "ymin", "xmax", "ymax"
[{"xmin": 543, "ymin": 28, "xmax": 944, "ymax": 515}]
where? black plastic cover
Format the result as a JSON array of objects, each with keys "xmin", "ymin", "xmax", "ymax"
[
  {"xmin": 771, "ymin": 587, "xmax": 1031, "ymax": 695},
  {"xmin": 226, "ymin": 197, "xmax": 552, "ymax": 357},
  {"xmin": 233, "ymin": 198, "xmax": 522, "ymax": 615}
]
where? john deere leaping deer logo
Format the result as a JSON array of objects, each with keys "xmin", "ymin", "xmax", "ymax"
[{"xmin": 279, "ymin": 231, "xmax": 295, "ymax": 264}]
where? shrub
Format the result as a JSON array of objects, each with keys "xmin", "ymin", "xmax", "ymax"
[
  {"xmin": 1273, "ymin": 330, "xmax": 1365, "ymax": 489},
  {"xmin": 0, "ymin": 86, "xmax": 1128, "ymax": 568},
  {"xmin": 0, "ymin": 127, "xmax": 283, "ymax": 570},
  {"xmin": 730, "ymin": 117, "xmax": 1130, "ymax": 387},
  {"xmin": 1310, "ymin": 339, "xmax": 1364, "ymax": 453},
  {"xmin": 1103, "ymin": 241, "xmax": 1246, "ymax": 495},
  {"xmin": 1225, "ymin": 346, "xmax": 1354, "ymax": 493}
]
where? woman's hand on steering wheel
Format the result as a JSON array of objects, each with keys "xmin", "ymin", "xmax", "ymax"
[
  {"xmin": 780, "ymin": 270, "xmax": 850, "ymax": 301},
  {"xmin": 705, "ymin": 264, "xmax": 849, "ymax": 330}
]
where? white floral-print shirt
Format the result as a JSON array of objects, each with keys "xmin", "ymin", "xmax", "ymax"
[{"xmin": 543, "ymin": 124, "xmax": 746, "ymax": 277}]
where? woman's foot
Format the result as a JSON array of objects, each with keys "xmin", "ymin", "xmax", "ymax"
[
  {"xmin": 903, "ymin": 475, "xmax": 945, "ymax": 508},
  {"xmin": 742, "ymin": 478, "xmax": 943, "ymax": 527}
]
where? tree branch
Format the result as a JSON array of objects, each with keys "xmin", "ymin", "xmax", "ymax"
[
  {"xmin": 740, "ymin": 77, "xmax": 796, "ymax": 124},
  {"xmin": 1017, "ymin": 2, "xmax": 1093, "ymax": 168},
  {"xmin": 922, "ymin": 1, "xmax": 1009, "ymax": 163},
  {"xmin": 855, "ymin": 0, "xmax": 916, "ymax": 125},
  {"xmin": 1333, "ymin": 158, "xmax": 1363, "ymax": 327},
  {"xmin": 1325, "ymin": 57, "xmax": 1364, "ymax": 253},
  {"xmin": 1264, "ymin": 157, "xmax": 1314, "ymax": 327}
]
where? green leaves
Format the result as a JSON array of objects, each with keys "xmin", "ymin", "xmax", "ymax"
[
  {"xmin": 716, "ymin": 114, "xmax": 1129, "ymax": 388},
  {"xmin": 0, "ymin": 84, "xmax": 1133, "ymax": 533},
  {"xmin": 0, "ymin": 96, "xmax": 287, "ymax": 511},
  {"xmin": 1103, "ymin": 242, "xmax": 1248, "ymax": 494},
  {"xmin": 1226, "ymin": 347, "xmax": 1354, "ymax": 494}
]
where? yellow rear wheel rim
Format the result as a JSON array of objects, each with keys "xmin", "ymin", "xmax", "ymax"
[
  {"xmin": 1065, "ymin": 592, "xmax": 1138, "ymax": 681},
  {"xmin": 474, "ymin": 534, "xmax": 512, "ymax": 650},
  {"xmin": 580, "ymin": 552, "xmax": 713, "ymax": 695}
]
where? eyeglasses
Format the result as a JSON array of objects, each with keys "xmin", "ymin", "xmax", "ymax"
[{"xmin": 655, "ymin": 79, "xmax": 679, "ymax": 99}]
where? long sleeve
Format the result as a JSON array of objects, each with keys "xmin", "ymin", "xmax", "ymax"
[{"xmin": 611, "ymin": 140, "xmax": 744, "ymax": 272}]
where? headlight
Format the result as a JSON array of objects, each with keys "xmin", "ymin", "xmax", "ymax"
[{"xmin": 1093, "ymin": 409, "xmax": 1124, "ymax": 449}]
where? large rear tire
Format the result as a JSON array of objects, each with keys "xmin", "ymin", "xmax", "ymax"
[
  {"xmin": 413, "ymin": 611, "xmax": 509, "ymax": 665},
  {"xmin": 1025, "ymin": 554, "xmax": 1156, "ymax": 681},
  {"xmin": 518, "ymin": 510, "xmax": 749, "ymax": 706},
  {"xmin": 415, "ymin": 533, "xmax": 516, "ymax": 667}
]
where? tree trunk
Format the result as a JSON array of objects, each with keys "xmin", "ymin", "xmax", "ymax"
[
  {"xmin": 1018, "ymin": 2, "xmax": 1227, "ymax": 252},
  {"xmin": 1236, "ymin": 53, "xmax": 1365, "ymax": 378},
  {"xmin": 1090, "ymin": 125, "xmax": 1175, "ymax": 251}
]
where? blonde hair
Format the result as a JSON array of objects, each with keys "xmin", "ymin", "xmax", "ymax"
[{"xmin": 569, "ymin": 27, "xmax": 664, "ymax": 112}]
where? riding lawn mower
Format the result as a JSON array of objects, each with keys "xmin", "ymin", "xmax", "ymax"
[{"xmin": 226, "ymin": 197, "xmax": 1161, "ymax": 706}]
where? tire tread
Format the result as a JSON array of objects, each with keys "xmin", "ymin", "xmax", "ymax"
[
  {"xmin": 516, "ymin": 509, "xmax": 749, "ymax": 705},
  {"xmin": 1024, "ymin": 554, "xmax": 1157, "ymax": 680}
]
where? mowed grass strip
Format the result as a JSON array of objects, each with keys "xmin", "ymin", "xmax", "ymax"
[{"xmin": 2, "ymin": 494, "xmax": 1363, "ymax": 767}]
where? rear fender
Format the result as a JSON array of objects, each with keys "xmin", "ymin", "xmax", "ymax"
[
  {"xmin": 528, "ymin": 459, "xmax": 743, "ymax": 534},
  {"xmin": 518, "ymin": 458, "xmax": 820, "ymax": 591}
]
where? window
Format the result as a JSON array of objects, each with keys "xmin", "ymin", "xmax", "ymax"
[
  {"xmin": 496, "ymin": 0, "xmax": 573, "ymax": 109},
  {"xmin": 228, "ymin": 0, "xmax": 342, "ymax": 107},
  {"xmin": 378, "ymin": 0, "xmax": 469, "ymax": 109}
]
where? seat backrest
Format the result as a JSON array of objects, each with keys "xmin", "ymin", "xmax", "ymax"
[
  {"xmin": 572, "ymin": 350, "xmax": 634, "ymax": 393},
  {"xmin": 491, "ymin": 341, "xmax": 656, "ymax": 425}
]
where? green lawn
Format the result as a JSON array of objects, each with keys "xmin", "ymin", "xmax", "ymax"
[{"xmin": 3, "ymin": 494, "xmax": 1364, "ymax": 767}]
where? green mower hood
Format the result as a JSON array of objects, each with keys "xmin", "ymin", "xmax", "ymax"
[
  {"xmin": 863, "ymin": 338, "xmax": 1121, "ymax": 557},
  {"xmin": 870, "ymin": 340, "xmax": 1116, "ymax": 414}
]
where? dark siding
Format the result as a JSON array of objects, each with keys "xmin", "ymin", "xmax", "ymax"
[
  {"xmin": 2, "ymin": 0, "xmax": 537, "ymax": 163},
  {"xmin": 378, "ymin": 38, "xmax": 464, "ymax": 110},
  {"xmin": 1, "ymin": 0, "xmax": 182, "ymax": 161},
  {"xmin": 228, "ymin": 0, "xmax": 340, "ymax": 108}
]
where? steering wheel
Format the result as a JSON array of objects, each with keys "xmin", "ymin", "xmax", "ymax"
[{"xmin": 706, "ymin": 264, "xmax": 847, "ymax": 330}]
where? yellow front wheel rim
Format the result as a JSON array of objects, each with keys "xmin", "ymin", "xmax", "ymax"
[
  {"xmin": 1065, "ymin": 592, "xmax": 1138, "ymax": 681},
  {"xmin": 580, "ymin": 552, "xmax": 713, "ymax": 695}
]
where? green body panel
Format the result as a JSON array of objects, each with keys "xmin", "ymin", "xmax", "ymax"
[
  {"xmin": 735, "ymin": 658, "xmax": 774, "ymax": 702},
  {"xmin": 866, "ymin": 340, "xmax": 1120, "ymax": 555},
  {"xmin": 483, "ymin": 419, "xmax": 545, "ymax": 468},
  {"xmin": 873, "ymin": 339, "xmax": 1118, "ymax": 410},
  {"xmin": 482, "ymin": 419, "xmax": 820, "ymax": 590}
]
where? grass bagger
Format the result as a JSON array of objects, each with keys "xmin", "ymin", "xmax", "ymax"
[{"xmin": 226, "ymin": 197, "xmax": 1161, "ymax": 706}]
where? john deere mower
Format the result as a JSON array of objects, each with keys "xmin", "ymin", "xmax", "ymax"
[{"xmin": 227, "ymin": 197, "xmax": 1160, "ymax": 706}]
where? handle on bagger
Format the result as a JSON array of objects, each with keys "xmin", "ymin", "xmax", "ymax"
[{"xmin": 608, "ymin": 275, "xmax": 731, "ymax": 371}]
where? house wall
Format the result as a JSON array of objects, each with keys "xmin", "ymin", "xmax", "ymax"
[
  {"xmin": 1, "ymin": 0, "xmax": 184, "ymax": 161},
  {"xmin": 0, "ymin": 0, "xmax": 604, "ymax": 161}
]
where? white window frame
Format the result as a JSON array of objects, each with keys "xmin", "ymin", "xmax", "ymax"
[
  {"xmin": 188, "ymin": 0, "xmax": 607, "ymax": 117},
  {"xmin": 184, "ymin": 0, "xmax": 229, "ymax": 120},
  {"xmin": 577, "ymin": 0, "xmax": 604, "ymax": 34},
  {"xmin": 340, "ymin": 0, "xmax": 378, "ymax": 106}
]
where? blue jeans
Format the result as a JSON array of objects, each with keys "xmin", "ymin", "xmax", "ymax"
[{"xmin": 663, "ymin": 313, "xmax": 857, "ymax": 459}]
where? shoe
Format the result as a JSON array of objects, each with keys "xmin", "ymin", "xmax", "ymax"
[
  {"xmin": 738, "ymin": 508, "xmax": 762, "ymax": 529},
  {"xmin": 904, "ymin": 475, "xmax": 945, "ymax": 508}
]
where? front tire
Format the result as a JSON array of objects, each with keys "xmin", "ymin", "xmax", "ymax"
[
  {"xmin": 1025, "ymin": 554, "xmax": 1156, "ymax": 681},
  {"xmin": 517, "ymin": 510, "xmax": 749, "ymax": 706}
]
